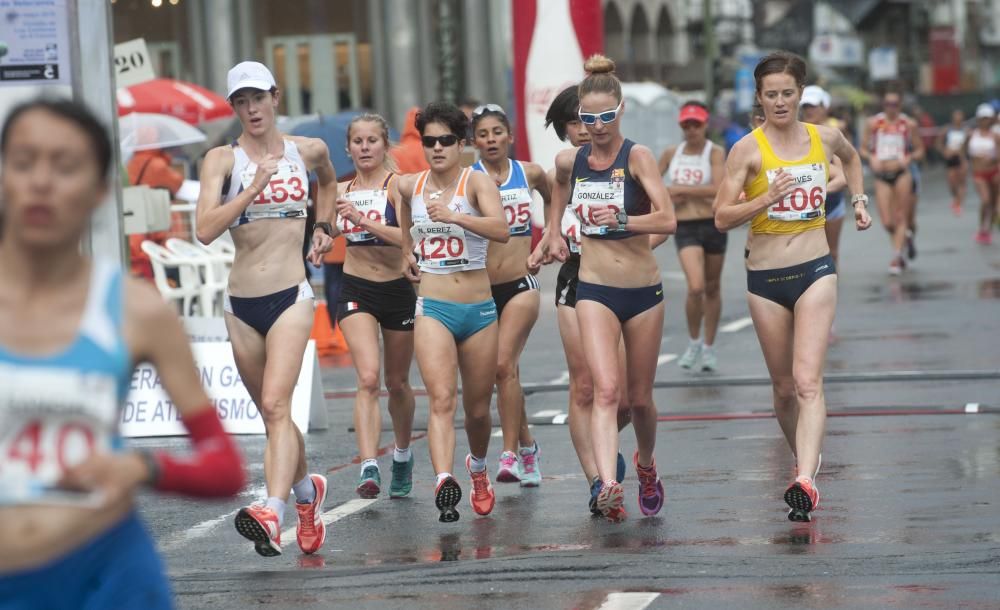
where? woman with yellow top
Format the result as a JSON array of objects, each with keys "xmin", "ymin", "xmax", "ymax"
[{"xmin": 714, "ymin": 52, "xmax": 872, "ymax": 522}]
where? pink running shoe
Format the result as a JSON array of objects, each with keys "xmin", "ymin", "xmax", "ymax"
[
  {"xmin": 496, "ymin": 451, "xmax": 520, "ymax": 483},
  {"xmin": 633, "ymin": 451, "xmax": 664, "ymax": 516}
]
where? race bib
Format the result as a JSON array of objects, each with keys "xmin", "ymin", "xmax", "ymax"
[
  {"xmin": 945, "ymin": 130, "xmax": 966, "ymax": 151},
  {"xmin": 561, "ymin": 208, "xmax": 582, "ymax": 254},
  {"xmin": 765, "ymin": 163, "xmax": 827, "ymax": 222},
  {"xmin": 240, "ymin": 162, "xmax": 308, "ymax": 218},
  {"xmin": 0, "ymin": 364, "xmax": 117, "ymax": 506},
  {"xmin": 411, "ymin": 222, "xmax": 469, "ymax": 269},
  {"xmin": 501, "ymin": 188, "xmax": 533, "ymax": 235},
  {"xmin": 670, "ymin": 156, "xmax": 707, "ymax": 186},
  {"xmin": 571, "ymin": 181, "xmax": 625, "ymax": 235},
  {"xmin": 875, "ymin": 133, "xmax": 906, "ymax": 161},
  {"xmin": 340, "ymin": 189, "xmax": 389, "ymax": 242}
]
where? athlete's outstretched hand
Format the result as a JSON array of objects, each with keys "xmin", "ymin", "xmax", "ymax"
[
  {"xmin": 306, "ymin": 228, "xmax": 333, "ymax": 267},
  {"xmin": 542, "ymin": 232, "xmax": 569, "ymax": 264},
  {"xmin": 403, "ymin": 252, "xmax": 421, "ymax": 283},
  {"xmin": 59, "ymin": 452, "xmax": 148, "ymax": 509},
  {"xmin": 855, "ymin": 200, "xmax": 872, "ymax": 231},
  {"xmin": 250, "ymin": 153, "xmax": 280, "ymax": 192},
  {"xmin": 766, "ymin": 169, "xmax": 796, "ymax": 205}
]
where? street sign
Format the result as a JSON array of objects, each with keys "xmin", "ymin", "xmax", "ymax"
[
  {"xmin": 113, "ymin": 38, "xmax": 156, "ymax": 88},
  {"xmin": 0, "ymin": 0, "xmax": 72, "ymax": 86},
  {"xmin": 869, "ymin": 46, "xmax": 898, "ymax": 81}
]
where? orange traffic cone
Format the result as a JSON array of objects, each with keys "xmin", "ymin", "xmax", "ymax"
[{"xmin": 311, "ymin": 301, "xmax": 348, "ymax": 356}]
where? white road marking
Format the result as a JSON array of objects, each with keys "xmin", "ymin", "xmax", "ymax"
[
  {"xmin": 552, "ymin": 413, "xmax": 569, "ymax": 425},
  {"xmin": 598, "ymin": 592, "xmax": 661, "ymax": 610},
  {"xmin": 534, "ymin": 409, "xmax": 564, "ymax": 418},
  {"xmin": 280, "ymin": 499, "xmax": 377, "ymax": 543},
  {"xmin": 657, "ymin": 353, "xmax": 677, "ymax": 366},
  {"xmin": 492, "ymin": 428, "xmax": 504, "ymax": 437},
  {"xmin": 548, "ymin": 371, "xmax": 571, "ymax": 385},
  {"xmin": 720, "ymin": 316, "xmax": 754, "ymax": 333},
  {"xmin": 661, "ymin": 270, "xmax": 685, "ymax": 281},
  {"xmin": 965, "ymin": 402, "xmax": 981, "ymax": 413}
]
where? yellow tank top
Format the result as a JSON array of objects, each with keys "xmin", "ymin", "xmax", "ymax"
[{"xmin": 746, "ymin": 124, "xmax": 828, "ymax": 235}]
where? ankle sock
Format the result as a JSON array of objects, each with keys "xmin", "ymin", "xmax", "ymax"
[
  {"xmin": 393, "ymin": 446, "xmax": 412, "ymax": 463},
  {"xmin": 292, "ymin": 475, "xmax": 316, "ymax": 505},
  {"xmin": 468, "ymin": 454, "xmax": 487, "ymax": 473}
]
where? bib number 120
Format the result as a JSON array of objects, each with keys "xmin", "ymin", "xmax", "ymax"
[{"xmin": 419, "ymin": 236, "xmax": 465, "ymax": 260}]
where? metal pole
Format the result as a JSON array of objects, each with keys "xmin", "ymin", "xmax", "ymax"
[
  {"xmin": 703, "ymin": 0, "xmax": 716, "ymax": 106},
  {"xmin": 437, "ymin": 0, "xmax": 458, "ymax": 103},
  {"xmin": 74, "ymin": 0, "xmax": 125, "ymax": 265}
]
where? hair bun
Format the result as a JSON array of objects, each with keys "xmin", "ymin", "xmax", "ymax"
[{"xmin": 584, "ymin": 54, "xmax": 616, "ymax": 75}]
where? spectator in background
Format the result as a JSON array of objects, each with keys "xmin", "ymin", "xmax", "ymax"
[
  {"xmin": 913, "ymin": 105, "xmax": 938, "ymax": 164},
  {"xmin": 390, "ymin": 107, "xmax": 430, "ymax": 174},
  {"xmin": 725, "ymin": 112, "xmax": 751, "ymax": 152},
  {"xmin": 459, "ymin": 97, "xmax": 482, "ymax": 121},
  {"xmin": 126, "ymin": 142, "xmax": 185, "ymax": 280}
]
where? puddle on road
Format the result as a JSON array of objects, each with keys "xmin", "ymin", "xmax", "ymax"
[{"xmin": 863, "ymin": 278, "xmax": 1000, "ymax": 303}]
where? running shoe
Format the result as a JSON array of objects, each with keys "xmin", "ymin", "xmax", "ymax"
[
  {"xmin": 435, "ymin": 475, "xmax": 462, "ymax": 523},
  {"xmin": 905, "ymin": 230, "xmax": 916, "ymax": 260},
  {"xmin": 389, "ymin": 454, "xmax": 414, "ymax": 498},
  {"xmin": 888, "ymin": 258, "xmax": 903, "ymax": 276},
  {"xmin": 951, "ymin": 200, "xmax": 961, "ymax": 216},
  {"xmin": 678, "ymin": 342, "xmax": 702, "ymax": 370},
  {"xmin": 295, "ymin": 474, "xmax": 328, "ymax": 554},
  {"xmin": 466, "ymin": 455, "xmax": 496, "ymax": 516},
  {"xmin": 976, "ymin": 230, "xmax": 992, "ymax": 245},
  {"xmin": 700, "ymin": 347, "xmax": 718, "ymax": 372},
  {"xmin": 784, "ymin": 475, "xmax": 820, "ymax": 522},
  {"xmin": 356, "ymin": 464, "xmax": 381, "ymax": 499},
  {"xmin": 616, "ymin": 452, "xmax": 626, "ymax": 483},
  {"xmin": 496, "ymin": 451, "xmax": 520, "ymax": 483},
  {"xmin": 588, "ymin": 476, "xmax": 602, "ymax": 515},
  {"xmin": 519, "ymin": 446, "xmax": 542, "ymax": 488},
  {"xmin": 634, "ymin": 451, "xmax": 665, "ymax": 516},
  {"xmin": 235, "ymin": 503, "xmax": 282, "ymax": 557},
  {"xmin": 596, "ymin": 480, "xmax": 627, "ymax": 523}
]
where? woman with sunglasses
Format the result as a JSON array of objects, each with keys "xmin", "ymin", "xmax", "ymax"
[
  {"xmin": 397, "ymin": 102, "xmax": 509, "ymax": 523},
  {"xmin": 541, "ymin": 55, "xmax": 676, "ymax": 523},
  {"xmin": 715, "ymin": 52, "xmax": 872, "ymax": 522},
  {"xmin": 196, "ymin": 62, "xmax": 337, "ymax": 557},
  {"xmin": 468, "ymin": 104, "xmax": 550, "ymax": 487},
  {"xmin": 333, "ymin": 114, "xmax": 417, "ymax": 500},
  {"xmin": 0, "ymin": 98, "xmax": 244, "ymax": 608},
  {"xmin": 859, "ymin": 90, "xmax": 924, "ymax": 276},
  {"xmin": 658, "ymin": 101, "xmax": 726, "ymax": 372}
]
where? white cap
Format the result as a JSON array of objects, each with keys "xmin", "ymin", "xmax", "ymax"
[
  {"xmin": 226, "ymin": 61, "xmax": 276, "ymax": 99},
  {"xmin": 801, "ymin": 85, "xmax": 830, "ymax": 109},
  {"xmin": 976, "ymin": 102, "xmax": 996, "ymax": 119}
]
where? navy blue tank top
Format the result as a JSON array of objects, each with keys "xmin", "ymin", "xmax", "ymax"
[
  {"xmin": 569, "ymin": 139, "xmax": 650, "ymax": 240},
  {"xmin": 343, "ymin": 174, "xmax": 398, "ymax": 247}
]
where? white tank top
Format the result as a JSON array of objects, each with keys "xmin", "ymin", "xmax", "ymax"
[
  {"xmin": 944, "ymin": 128, "xmax": 966, "ymax": 152},
  {"xmin": 222, "ymin": 139, "xmax": 309, "ymax": 228},
  {"xmin": 665, "ymin": 141, "xmax": 714, "ymax": 186},
  {"xmin": 409, "ymin": 168, "xmax": 488, "ymax": 274},
  {"xmin": 968, "ymin": 129, "xmax": 997, "ymax": 160}
]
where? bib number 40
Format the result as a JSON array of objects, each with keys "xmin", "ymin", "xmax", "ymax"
[{"xmin": 2, "ymin": 420, "xmax": 96, "ymax": 476}]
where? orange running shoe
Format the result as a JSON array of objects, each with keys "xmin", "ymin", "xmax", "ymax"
[
  {"xmin": 466, "ymin": 455, "xmax": 496, "ymax": 516},
  {"xmin": 295, "ymin": 474, "xmax": 328, "ymax": 554},
  {"xmin": 235, "ymin": 503, "xmax": 282, "ymax": 557},
  {"xmin": 596, "ymin": 480, "xmax": 627, "ymax": 523},
  {"xmin": 784, "ymin": 475, "xmax": 820, "ymax": 522}
]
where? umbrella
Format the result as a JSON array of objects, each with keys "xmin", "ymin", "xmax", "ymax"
[
  {"xmin": 119, "ymin": 112, "xmax": 206, "ymax": 158},
  {"xmin": 289, "ymin": 111, "xmax": 400, "ymax": 178},
  {"xmin": 117, "ymin": 78, "xmax": 233, "ymax": 125}
]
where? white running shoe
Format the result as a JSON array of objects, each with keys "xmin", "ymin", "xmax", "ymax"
[
  {"xmin": 678, "ymin": 342, "xmax": 702, "ymax": 370},
  {"xmin": 700, "ymin": 347, "xmax": 717, "ymax": 372}
]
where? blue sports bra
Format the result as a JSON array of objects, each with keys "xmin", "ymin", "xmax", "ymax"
[{"xmin": 568, "ymin": 139, "xmax": 650, "ymax": 240}]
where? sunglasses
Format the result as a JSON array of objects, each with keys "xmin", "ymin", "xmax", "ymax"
[
  {"xmin": 421, "ymin": 134, "xmax": 460, "ymax": 148},
  {"xmin": 578, "ymin": 101, "xmax": 623, "ymax": 125},
  {"xmin": 472, "ymin": 103, "xmax": 505, "ymax": 117},
  {"xmin": 884, "ymin": 100, "xmax": 900, "ymax": 107}
]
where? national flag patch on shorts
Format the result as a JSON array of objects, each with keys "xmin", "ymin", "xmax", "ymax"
[{"xmin": 346, "ymin": 302, "xmax": 359, "ymax": 311}]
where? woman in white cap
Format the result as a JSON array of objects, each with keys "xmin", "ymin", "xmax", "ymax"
[
  {"xmin": 658, "ymin": 101, "xmax": 726, "ymax": 372},
  {"xmin": 195, "ymin": 61, "xmax": 339, "ymax": 557},
  {"xmin": 968, "ymin": 103, "xmax": 1000, "ymax": 244},
  {"xmin": 799, "ymin": 86, "xmax": 848, "ymax": 269}
]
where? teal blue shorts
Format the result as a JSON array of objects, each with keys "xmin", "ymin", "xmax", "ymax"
[{"xmin": 417, "ymin": 296, "xmax": 497, "ymax": 342}]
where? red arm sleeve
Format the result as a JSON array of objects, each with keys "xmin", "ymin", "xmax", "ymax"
[{"xmin": 152, "ymin": 407, "xmax": 245, "ymax": 498}]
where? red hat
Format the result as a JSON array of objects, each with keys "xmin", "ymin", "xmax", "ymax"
[{"xmin": 678, "ymin": 105, "xmax": 709, "ymax": 124}]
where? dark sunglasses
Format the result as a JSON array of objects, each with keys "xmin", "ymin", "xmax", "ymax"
[
  {"xmin": 472, "ymin": 103, "xmax": 505, "ymax": 118},
  {"xmin": 884, "ymin": 100, "xmax": 900, "ymax": 107},
  {"xmin": 578, "ymin": 101, "xmax": 623, "ymax": 125},
  {"xmin": 421, "ymin": 134, "xmax": 460, "ymax": 148}
]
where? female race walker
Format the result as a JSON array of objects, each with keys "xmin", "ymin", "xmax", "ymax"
[
  {"xmin": 937, "ymin": 109, "xmax": 968, "ymax": 216},
  {"xmin": 397, "ymin": 102, "xmax": 509, "ymax": 523},
  {"xmin": 529, "ymin": 85, "xmax": 631, "ymax": 515},
  {"xmin": 967, "ymin": 104, "xmax": 1000, "ymax": 245},
  {"xmin": 860, "ymin": 90, "xmax": 923, "ymax": 276},
  {"xmin": 0, "ymin": 98, "xmax": 244, "ymax": 608},
  {"xmin": 541, "ymin": 55, "xmax": 676, "ymax": 523},
  {"xmin": 658, "ymin": 101, "xmax": 726, "ymax": 372},
  {"xmin": 333, "ymin": 114, "xmax": 417, "ymax": 499},
  {"xmin": 469, "ymin": 104, "xmax": 550, "ymax": 486},
  {"xmin": 714, "ymin": 52, "xmax": 872, "ymax": 522},
  {"xmin": 196, "ymin": 61, "xmax": 337, "ymax": 557}
]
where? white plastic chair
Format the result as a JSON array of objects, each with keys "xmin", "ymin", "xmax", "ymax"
[
  {"xmin": 140, "ymin": 240, "xmax": 204, "ymax": 315},
  {"xmin": 165, "ymin": 238, "xmax": 227, "ymax": 316}
]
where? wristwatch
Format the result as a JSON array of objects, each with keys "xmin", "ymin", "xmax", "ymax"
[
  {"xmin": 615, "ymin": 210, "xmax": 628, "ymax": 229},
  {"xmin": 313, "ymin": 221, "xmax": 333, "ymax": 236},
  {"xmin": 851, "ymin": 194, "xmax": 869, "ymax": 207}
]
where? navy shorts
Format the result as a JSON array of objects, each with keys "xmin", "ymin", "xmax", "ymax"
[
  {"xmin": 576, "ymin": 281, "xmax": 663, "ymax": 323},
  {"xmin": 224, "ymin": 280, "xmax": 314, "ymax": 336},
  {"xmin": 746, "ymin": 254, "xmax": 836, "ymax": 311}
]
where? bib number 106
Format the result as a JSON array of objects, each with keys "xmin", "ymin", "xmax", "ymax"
[{"xmin": 771, "ymin": 186, "xmax": 824, "ymax": 212}]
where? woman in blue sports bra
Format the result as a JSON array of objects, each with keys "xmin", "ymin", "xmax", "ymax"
[
  {"xmin": 332, "ymin": 114, "xmax": 417, "ymax": 501},
  {"xmin": 0, "ymin": 99, "xmax": 244, "ymax": 609},
  {"xmin": 470, "ymin": 104, "xmax": 551, "ymax": 487},
  {"xmin": 397, "ymin": 102, "xmax": 510, "ymax": 523},
  {"xmin": 195, "ymin": 61, "xmax": 337, "ymax": 558},
  {"xmin": 541, "ymin": 55, "xmax": 677, "ymax": 523}
]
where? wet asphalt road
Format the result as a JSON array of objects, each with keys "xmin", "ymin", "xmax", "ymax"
[{"xmin": 131, "ymin": 166, "xmax": 1000, "ymax": 609}]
